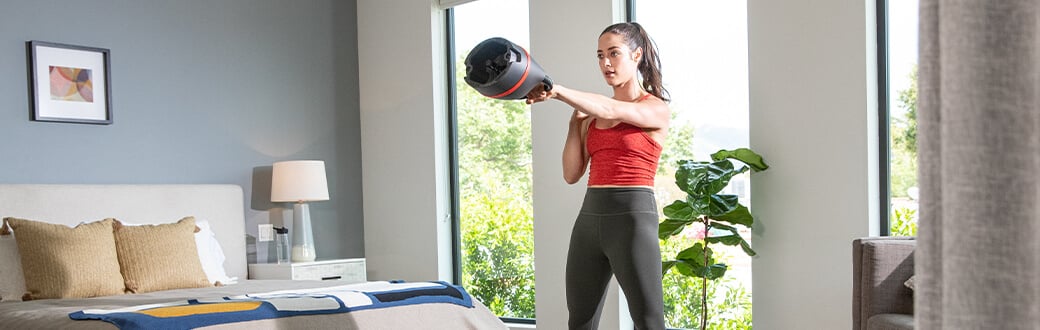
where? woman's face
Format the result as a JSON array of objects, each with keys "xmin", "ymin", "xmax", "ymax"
[{"xmin": 597, "ymin": 32, "xmax": 641, "ymax": 87}]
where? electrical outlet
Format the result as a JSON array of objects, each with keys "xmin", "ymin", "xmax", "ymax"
[{"xmin": 258, "ymin": 224, "xmax": 274, "ymax": 242}]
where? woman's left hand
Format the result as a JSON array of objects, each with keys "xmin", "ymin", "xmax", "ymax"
[{"xmin": 525, "ymin": 83, "xmax": 555, "ymax": 105}]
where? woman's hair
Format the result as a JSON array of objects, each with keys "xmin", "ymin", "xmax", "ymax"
[{"xmin": 601, "ymin": 22, "xmax": 669, "ymax": 102}]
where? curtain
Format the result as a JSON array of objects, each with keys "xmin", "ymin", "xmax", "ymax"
[{"xmin": 916, "ymin": 1, "xmax": 1040, "ymax": 329}]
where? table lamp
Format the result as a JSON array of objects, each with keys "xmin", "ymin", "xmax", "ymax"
[{"xmin": 271, "ymin": 160, "xmax": 329, "ymax": 262}]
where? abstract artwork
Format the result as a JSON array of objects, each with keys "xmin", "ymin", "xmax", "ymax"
[
  {"xmin": 49, "ymin": 66, "xmax": 94, "ymax": 102},
  {"xmin": 27, "ymin": 41, "xmax": 112, "ymax": 124}
]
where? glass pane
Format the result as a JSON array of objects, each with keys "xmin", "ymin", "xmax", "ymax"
[
  {"xmin": 451, "ymin": 0, "xmax": 535, "ymax": 319},
  {"xmin": 887, "ymin": 0, "xmax": 919, "ymax": 236},
  {"xmin": 636, "ymin": 1, "xmax": 753, "ymax": 328}
]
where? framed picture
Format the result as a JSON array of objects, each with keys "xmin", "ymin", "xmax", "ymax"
[{"xmin": 26, "ymin": 40, "xmax": 112, "ymax": 125}]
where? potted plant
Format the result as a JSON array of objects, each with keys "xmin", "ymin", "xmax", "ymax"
[{"xmin": 659, "ymin": 148, "xmax": 768, "ymax": 330}]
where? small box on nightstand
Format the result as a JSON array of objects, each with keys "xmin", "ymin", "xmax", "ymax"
[{"xmin": 248, "ymin": 258, "xmax": 366, "ymax": 282}]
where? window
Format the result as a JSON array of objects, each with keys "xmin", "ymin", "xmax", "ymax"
[
  {"xmin": 447, "ymin": 0, "xmax": 535, "ymax": 321},
  {"xmin": 880, "ymin": 0, "xmax": 919, "ymax": 236},
  {"xmin": 634, "ymin": 1, "xmax": 753, "ymax": 328}
]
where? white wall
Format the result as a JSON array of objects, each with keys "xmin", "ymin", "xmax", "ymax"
[
  {"xmin": 357, "ymin": 0, "xmax": 453, "ymax": 282},
  {"xmin": 748, "ymin": 0, "xmax": 879, "ymax": 329}
]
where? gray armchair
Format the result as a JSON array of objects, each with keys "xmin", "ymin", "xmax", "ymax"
[{"xmin": 852, "ymin": 237, "xmax": 915, "ymax": 330}]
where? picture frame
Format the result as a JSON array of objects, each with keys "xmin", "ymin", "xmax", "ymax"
[{"xmin": 26, "ymin": 40, "xmax": 112, "ymax": 125}]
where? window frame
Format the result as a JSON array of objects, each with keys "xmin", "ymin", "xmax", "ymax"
[
  {"xmin": 445, "ymin": 7, "xmax": 463, "ymax": 287},
  {"xmin": 876, "ymin": 0, "xmax": 892, "ymax": 236}
]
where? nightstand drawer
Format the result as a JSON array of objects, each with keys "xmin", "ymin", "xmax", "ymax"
[
  {"xmin": 249, "ymin": 258, "xmax": 366, "ymax": 282},
  {"xmin": 292, "ymin": 261, "xmax": 364, "ymax": 281}
]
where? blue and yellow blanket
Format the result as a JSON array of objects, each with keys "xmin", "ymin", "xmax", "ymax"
[{"xmin": 69, "ymin": 281, "xmax": 472, "ymax": 330}]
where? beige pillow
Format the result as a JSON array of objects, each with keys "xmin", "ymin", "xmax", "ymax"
[
  {"xmin": 3, "ymin": 217, "xmax": 125, "ymax": 300},
  {"xmin": 113, "ymin": 217, "xmax": 211, "ymax": 293}
]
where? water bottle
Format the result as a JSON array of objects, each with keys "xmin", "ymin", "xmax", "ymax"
[{"xmin": 274, "ymin": 227, "xmax": 290, "ymax": 264}]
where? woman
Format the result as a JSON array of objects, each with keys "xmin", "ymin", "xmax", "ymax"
[{"xmin": 526, "ymin": 22, "xmax": 669, "ymax": 330}]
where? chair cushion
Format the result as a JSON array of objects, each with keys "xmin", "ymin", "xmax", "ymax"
[{"xmin": 866, "ymin": 313, "xmax": 914, "ymax": 330}]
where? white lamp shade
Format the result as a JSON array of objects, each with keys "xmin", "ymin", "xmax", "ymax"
[{"xmin": 271, "ymin": 160, "xmax": 330, "ymax": 202}]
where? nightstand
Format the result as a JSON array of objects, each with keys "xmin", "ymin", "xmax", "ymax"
[{"xmin": 248, "ymin": 258, "xmax": 366, "ymax": 282}]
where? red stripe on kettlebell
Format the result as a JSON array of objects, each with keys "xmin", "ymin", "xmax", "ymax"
[{"xmin": 489, "ymin": 47, "xmax": 532, "ymax": 99}]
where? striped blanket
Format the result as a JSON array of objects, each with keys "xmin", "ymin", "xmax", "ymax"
[{"xmin": 69, "ymin": 281, "xmax": 472, "ymax": 330}]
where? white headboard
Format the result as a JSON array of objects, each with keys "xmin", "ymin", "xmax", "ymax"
[{"xmin": 0, "ymin": 184, "xmax": 247, "ymax": 279}]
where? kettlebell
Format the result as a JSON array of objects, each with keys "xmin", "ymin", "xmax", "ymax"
[{"xmin": 464, "ymin": 37, "xmax": 553, "ymax": 100}]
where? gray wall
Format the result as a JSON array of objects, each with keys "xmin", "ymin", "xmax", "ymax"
[{"xmin": 0, "ymin": 0, "xmax": 363, "ymax": 262}]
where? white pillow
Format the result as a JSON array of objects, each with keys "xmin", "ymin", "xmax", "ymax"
[
  {"xmin": 194, "ymin": 220, "xmax": 236, "ymax": 285},
  {"xmin": 0, "ymin": 235, "xmax": 26, "ymax": 301}
]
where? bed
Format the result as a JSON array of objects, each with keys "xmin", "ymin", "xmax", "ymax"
[{"xmin": 0, "ymin": 184, "xmax": 506, "ymax": 329}]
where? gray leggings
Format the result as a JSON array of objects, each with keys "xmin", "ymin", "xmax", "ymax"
[{"xmin": 566, "ymin": 187, "xmax": 665, "ymax": 330}]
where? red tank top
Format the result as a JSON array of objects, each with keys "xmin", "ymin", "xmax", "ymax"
[{"xmin": 586, "ymin": 119, "xmax": 662, "ymax": 186}]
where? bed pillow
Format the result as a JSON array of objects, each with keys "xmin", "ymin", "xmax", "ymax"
[
  {"xmin": 194, "ymin": 220, "xmax": 235, "ymax": 285},
  {"xmin": 0, "ymin": 234, "xmax": 26, "ymax": 301},
  {"xmin": 115, "ymin": 218, "xmax": 234, "ymax": 286},
  {"xmin": 113, "ymin": 217, "xmax": 211, "ymax": 293},
  {"xmin": 2, "ymin": 217, "xmax": 125, "ymax": 300}
]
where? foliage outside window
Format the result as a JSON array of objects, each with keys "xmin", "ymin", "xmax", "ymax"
[
  {"xmin": 889, "ymin": 66, "xmax": 917, "ymax": 236},
  {"xmin": 887, "ymin": 0, "xmax": 919, "ymax": 236},
  {"xmin": 451, "ymin": 0, "xmax": 535, "ymax": 319},
  {"xmin": 455, "ymin": 65, "xmax": 536, "ymax": 317}
]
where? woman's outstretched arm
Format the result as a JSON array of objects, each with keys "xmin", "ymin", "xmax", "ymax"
[{"xmin": 528, "ymin": 84, "xmax": 669, "ymax": 130}]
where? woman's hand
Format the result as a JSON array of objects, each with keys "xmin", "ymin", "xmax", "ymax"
[
  {"xmin": 570, "ymin": 109, "xmax": 589, "ymax": 122},
  {"xmin": 525, "ymin": 83, "xmax": 555, "ymax": 105}
]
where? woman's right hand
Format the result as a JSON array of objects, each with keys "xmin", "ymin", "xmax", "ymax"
[{"xmin": 570, "ymin": 109, "xmax": 589, "ymax": 122}]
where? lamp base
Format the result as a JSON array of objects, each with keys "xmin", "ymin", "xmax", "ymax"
[
  {"xmin": 291, "ymin": 246, "xmax": 316, "ymax": 262},
  {"xmin": 291, "ymin": 202, "xmax": 317, "ymax": 262}
]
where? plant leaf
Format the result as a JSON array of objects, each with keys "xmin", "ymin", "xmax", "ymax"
[
  {"xmin": 674, "ymin": 260, "xmax": 696, "ymax": 277},
  {"xmin": 663, "ymin": 200, "xmax": 694, "ymax": 220},
  {"xmin": 713, "ymin": 204, "xmax": 754, "ymax": 227},
  {"xmin": 675, "ymin": 260, "xmax": 728, "ymax": 280},
  {"xmin": 688, "ymin": 195, "xmax": 711, "ymax": 216},
  {"xmin": 739, "ymin": 239, "xmax": 757, "ymax": 257},
  {"xmin": 706, "ymin": 234, "xmax": 742, "ymax": 246},
  {"xmin": 711, "ymin": 148, "xmax": 770, "ymax": 172},
  {"xmin": 706, "ymin": 223, "xmax": 757, "ymax": 257},
  {"xmin": 699, "ymin": 160, "xmax": 736, "ymax": 195},
  {"xmin": 676, "ymin": 243, "xmax": 709, "ymax": 264},
  {"xmin": 704, "ymin": 263, "xmax": 728, "ymax": 280},
  {"xmin": 708, "ymin": 194, "xmax": 739, "ymax": 217},
  {"xmin": 710, "ymin": 222, "xmax": 738, "ymax": 232},
  {"xmin": 661, "ymin": 260, "xmax": 677, "ymax": 275},
  {"xmin": 675, "ymin": 160, "xmax": 709, "ymax": 195},
  {"xmin": 658, "ymin": 219, "xmax": 692, "ymax": 239},
  {"xmin": 672, "ymin": 244, "xmax": 728, "ymax": 279}
]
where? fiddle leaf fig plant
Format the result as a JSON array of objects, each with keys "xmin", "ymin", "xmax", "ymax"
[{"xmin": 659, "ymin": 148, "xmax": 768, "ymax": 330}]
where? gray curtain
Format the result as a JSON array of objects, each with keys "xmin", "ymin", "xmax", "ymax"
[{"xmin": 916, "ymin": 1, "xmax": 1040, "ymax": 329}]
